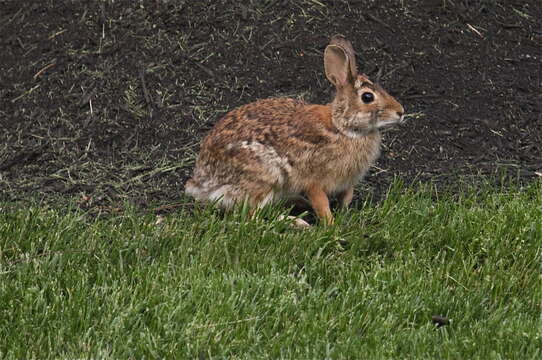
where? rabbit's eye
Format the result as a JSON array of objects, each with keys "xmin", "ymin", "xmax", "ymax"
[{"xmin": 361, "ymin": 92, "xmax": 375, "ymax": 104}]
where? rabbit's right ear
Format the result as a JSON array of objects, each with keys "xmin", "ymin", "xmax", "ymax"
[{"xmin": 324, "ymin": 36, "xmax": 357, "ymax": 87}]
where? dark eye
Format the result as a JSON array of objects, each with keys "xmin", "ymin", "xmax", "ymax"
[{"xmin": 361, "ymin": 92, "xmax": 374, "ymax": 104}]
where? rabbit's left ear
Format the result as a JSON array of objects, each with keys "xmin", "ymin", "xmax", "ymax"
[{"xmin": 324, "ymin": 36, "xmax": 358, "ymax": 86}]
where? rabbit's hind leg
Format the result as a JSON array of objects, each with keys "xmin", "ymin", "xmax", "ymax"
[{"xmin": 246, "ymin": 186, "xmax": 311, "ymax": 228}]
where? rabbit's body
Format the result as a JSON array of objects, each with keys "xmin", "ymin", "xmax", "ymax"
[
  {"xmin": 185, "ymin": 36, "xmax": 404, "ymax": 224},
  {"xmin": 186, "ymin": 98, "xmax": 381, "ymax": 209}
]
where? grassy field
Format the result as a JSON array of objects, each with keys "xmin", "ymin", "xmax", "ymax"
[{"xmin": 1, "ymin": 180, "xmax": 541, "ymax": 359}]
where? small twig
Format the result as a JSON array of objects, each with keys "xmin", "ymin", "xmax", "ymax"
[
  {"xmin": 11, "ymin": 85, "xmax": 40, "ymax": 103},
  {"xmin": 33, "ymin": 63, "xmax": 56, "ymax": 80},
  {"xmin": 371, "ymin": 165, "xmax": 389, "ymax": 175},
  {"xmin": 466, "ymin": 23, "xmax": 484, "ymax": 39},
  {"xmin": 48, "ymin": 29, "xmax": 67, "ymax": 40}
]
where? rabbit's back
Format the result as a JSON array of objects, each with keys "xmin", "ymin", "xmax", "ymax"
[{"xmin": 203, "ymin": 98, "xmax": 312, "ymax": 152}]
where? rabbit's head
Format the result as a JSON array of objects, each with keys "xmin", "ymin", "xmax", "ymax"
[{"xmin": 324, "ymin": 35, "xmax": 405, "ymax": 138}]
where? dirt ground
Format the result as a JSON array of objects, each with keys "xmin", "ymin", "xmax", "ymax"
[{"xmin": 1, "ymin": 0, "xmax": 541, "ymax": 212}]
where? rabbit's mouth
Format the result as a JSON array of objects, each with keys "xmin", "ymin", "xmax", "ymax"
[
  {"xmin": 376, "ymin": 112, "xmax": 405, "ymax": 129},
  {"xmin": 377, "ymin": 119, "xmax": 402, "ymax": 129}
]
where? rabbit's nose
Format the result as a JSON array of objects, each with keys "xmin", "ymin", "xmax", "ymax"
[{"xmin": 396, "ymin": 111, "xmax": 404, "ymax": 117}]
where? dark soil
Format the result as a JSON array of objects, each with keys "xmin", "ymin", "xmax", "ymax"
[{"xmin": 1, "ymin": 1, "xmax": 541, "ymax": 212}]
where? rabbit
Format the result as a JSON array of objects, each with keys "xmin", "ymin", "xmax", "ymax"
[{"xmin": 185, "ymin": 35, "xmax": 405, "ymax": 225}]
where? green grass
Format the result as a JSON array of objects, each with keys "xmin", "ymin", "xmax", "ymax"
[{"xmin": 1, "ymin": 181, "xmax": 541, "ymax": 359}]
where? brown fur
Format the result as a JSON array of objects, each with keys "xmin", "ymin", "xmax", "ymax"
[{"xmin": 185, "ymin": 35, "xmax": 405, "ymax": 224}]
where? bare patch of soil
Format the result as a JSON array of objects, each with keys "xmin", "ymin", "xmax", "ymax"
[{"xmin": 1, "ymin": 1, "xmax": 541, "ymax": 211}]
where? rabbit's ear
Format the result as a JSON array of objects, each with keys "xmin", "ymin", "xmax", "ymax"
[{"xmin": 324, "ymin": 35, "xmax": 358, "ymax": 86}]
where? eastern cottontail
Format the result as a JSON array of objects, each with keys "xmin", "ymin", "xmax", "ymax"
[{"xmin": 185, "ymin": 35, "xmax": 404, "ymax": 224}]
